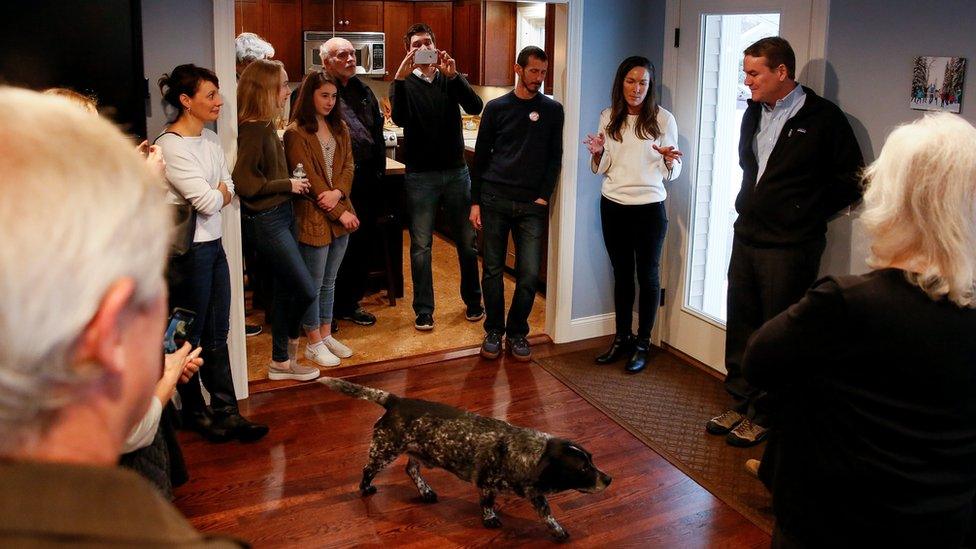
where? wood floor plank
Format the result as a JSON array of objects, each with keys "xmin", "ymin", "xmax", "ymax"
[{"xmin": 175, "ymin": 349, "xmax": 769, "ymax": 547}]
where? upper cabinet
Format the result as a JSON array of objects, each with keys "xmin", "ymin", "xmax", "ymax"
[
  {"xmin": 453, "ymin": 0, "xmax": 515, "ymax": 87},
  {"xmin": 383, "ymin": 1, "xmax": 453, "ymax": 81},
  {"xmin": 303, "ymin": 0, "xmax": 383, "ymax": 32},
  {"xmin": 235, "ymin": 0, "xmax": 303, "ymax": 81}
]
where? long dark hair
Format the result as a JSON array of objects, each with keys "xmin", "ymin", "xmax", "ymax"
[
  {"xmin": 606, "ymin": 56, "xmax": 660, "ymax": 142},
  {"xmin": 158, "ymin": 64, "xmax": 219, "ymax": 122},
  {"xmin": 291, "ymin": 70, "xmax": 346, "ymax": 139}
]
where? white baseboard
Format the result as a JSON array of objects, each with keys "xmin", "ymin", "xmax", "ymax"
[{"xmin": 562, "ymin": 310, "xmax": 663, "ymax": 346}]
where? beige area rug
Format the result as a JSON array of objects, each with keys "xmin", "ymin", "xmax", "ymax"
[
  {"xmin": 535, "ymin": 345, "xmax": 774, "ymax": 534},
  {"xmin": 245, "ymin": 231, "xmax": 546, "ymax": 381}
]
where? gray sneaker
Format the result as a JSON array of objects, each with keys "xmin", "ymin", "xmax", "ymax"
[
  {"xmin": 268, "ymin": 360, "xmax": 321, "ymax": 382},
  {"xmin": 480, "ymin": 330, "xmax": 503, "ymax": 359},
  {"xmin": 726, "ymin": 418, "xmax": 769, "ymax": 447},
  {"xmin": 705, "ymin": 409, "xmax": 745, "ymax": 435},
  {"xmin": 506, "ymin": 336, "xmax": 531, "ymax": 361}
]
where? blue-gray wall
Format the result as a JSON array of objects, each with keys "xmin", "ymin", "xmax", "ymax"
[
  {"xmin": 142, "ymin": 0, "xmax": 215, "ymax": 139},
  {"xmin": 824, "ymin": 0, "xmax": 976, "ymax": 273},
  {"xmin": 571, "ymin": 0, "xmax": 666, "ymax": 319}
]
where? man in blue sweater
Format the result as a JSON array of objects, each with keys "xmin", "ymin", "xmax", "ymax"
[
  {"xmin": 470, "ymin": 46, "xmax": 564, "ymax": 361},
  {"xmin": 391, "ymin": 23, "xmax": 484, "ymax": 331}
]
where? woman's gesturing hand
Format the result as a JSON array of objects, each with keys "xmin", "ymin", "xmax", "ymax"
[{"xmin": 583, "ymin": 132, "xmax": 606, "ymax": 156}]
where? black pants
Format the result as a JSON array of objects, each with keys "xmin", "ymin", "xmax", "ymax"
[
  {"xmin": 334, "ymin": 164, "xmax": 381, "ymax": 316},
  {"xmin": 724, "ymin": 236, "xmax": 825, "ymax": 426},
  {"xmin": 600, "ymin": 197, "xmax": 668, "ymax": 339}
]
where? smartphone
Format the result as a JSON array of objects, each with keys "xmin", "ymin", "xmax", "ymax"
[
  {"xmin": 163, "ymin": 307, "xmax": 196, "ymax": 354},
  {"xmin": 414, "ymin": 48, "xmax": 438, "ymax": 65}
]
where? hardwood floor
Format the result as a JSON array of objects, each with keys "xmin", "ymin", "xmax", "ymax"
[{"xmin": 175, "ymin": 343, "xmax": 770, "ymax": 547}]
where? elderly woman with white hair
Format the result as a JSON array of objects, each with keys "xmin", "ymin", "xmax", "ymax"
[
  {"xmin": 235, "ymin": 32, "xmax": 275, "ymax": 77},
  {"xmin": 741, "ymin": 112, "xmax": 976, "ymax": 548}
]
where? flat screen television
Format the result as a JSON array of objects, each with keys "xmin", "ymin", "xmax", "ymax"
[{"xmin": 0, "ymin": 0, "xmax": 147, "ymax": 138}]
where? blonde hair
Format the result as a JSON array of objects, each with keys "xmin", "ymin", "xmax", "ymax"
[
  {"xmin": 0, "ymin": 87, "xmax": 170, "ymax": 452},
  {"xmin": 861, "ymin": 112, "xmax": 976, "ymax": 307},
  {"xmin": 237, "ymin": 58, "xmax": 285, "ymax": 124},
  {"xmin": 43, "ymin": 87, "xmax": 97, "ymax": 114}
]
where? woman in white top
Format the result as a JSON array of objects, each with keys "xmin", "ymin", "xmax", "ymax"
[
  {"xmin": 584, "ymin": 56, "xmax": 682, "ymax": 374},
  {"xmin": 157, "ymin": 64, "xmax": 268, "ymax": 443}
]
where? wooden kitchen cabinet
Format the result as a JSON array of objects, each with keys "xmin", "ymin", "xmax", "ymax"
[
  {"xmin": 235, "ymin": 0, "xmax": 303, "ymax": 80},
  {"xmin": 452, "ymin": 0, "xmax": 515, "ymax": 87},
  {"xmin": 304, "ymin": 0, "xmax": 383, "ymax": 32},
  {"xmin": 383, "ymin": 1, "xmax": 452, "ymax": 81}
]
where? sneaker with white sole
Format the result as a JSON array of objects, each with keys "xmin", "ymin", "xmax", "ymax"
[
  {"xmin": 304, "ymin": 344, "xmax": 340, "ymax": 367},
  {"xmin": 323, "ymin": 335, "xmax": 353, "ymax": 358},
  {"xmin": 268, "ymin": 360, "xmax": 320, "ymax": 381}
]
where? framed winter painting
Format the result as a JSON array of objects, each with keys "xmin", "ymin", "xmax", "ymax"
[{"xmin": 911, "ymin": 56, "xmax": 966, "ymax": 113}]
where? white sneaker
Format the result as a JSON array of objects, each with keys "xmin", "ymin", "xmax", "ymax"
[
  {"xmin": 304, "ymin": 344, "xmax": 340, "ymax": 367},
  {"xmin": 323, "ymin": 335, "xmax": 353, "ymax": 358},
  {"xmin": 268, "ymin": 360, "xmax": 320, "ymax": 381}
]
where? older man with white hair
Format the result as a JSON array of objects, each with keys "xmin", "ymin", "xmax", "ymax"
[
  {"xmin": 0, "ymin": 87, "xmax": 242, "ymax": 547},
  {"xmin": 319, "ymin": 37, "xmax": 386, "ymax": 329}
]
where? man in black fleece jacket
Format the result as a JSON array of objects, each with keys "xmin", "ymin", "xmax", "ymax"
[
  {"xmin": 470, "ymin": 46, "xmax": 564, "ymax": 361},
  {"xmin": 391, "ymin": 23, "xmax": 484, "ymax": 331},
  {"xmin": 706, "ymin": 37, "xmax": 863, "ymax": 447}
]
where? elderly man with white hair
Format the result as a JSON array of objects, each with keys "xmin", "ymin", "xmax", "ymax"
[
  {"xmin": 0, "ymin": 87, "xmax": 242, "ymax": 547},
  {"xmin": 319, "ymin": 37, "xmax": 386, "ymax": 329},
  {"xmin": 235, "ymin": 31, "xmax": 275, "ymax": 76}
]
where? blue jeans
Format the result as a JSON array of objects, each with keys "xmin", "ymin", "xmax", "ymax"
[
  {"xmin": 480, "ymin": 192, "xmax": 547, "ymax": 339},
  {"xmin": 242, "ymin": 201, "xmax": 317, "ymax": 362},
  {"xmin": 299, "ymin": 234, "xmax": 349, "ymax": 330},
  {"xmin": 167, "ymin": 238, "xmax": 237, "ymax": 414},
  {"xmin": 404, "ymin": 166, "xmax": 482, "ymax": 315}
]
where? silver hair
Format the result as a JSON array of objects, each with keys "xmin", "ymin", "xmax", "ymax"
[
  {"xmin": 236, "ymin": 32, "xmax": 275, "ymax": 64},
  {"xmin": 861, "ymin": 112, "xmax": 976, "ymax": 307},
  {"xmin": 319, "ymin": 37, "xmax": 352, "ymax": 62},
  {"xmin": 0, "ymin": 87, "xmax": 170, "ymax": 452}
]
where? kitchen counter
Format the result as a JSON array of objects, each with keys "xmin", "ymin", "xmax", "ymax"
[{"xmin": 385, "ymin": 156, "xmax": 405, "ymax": 176}]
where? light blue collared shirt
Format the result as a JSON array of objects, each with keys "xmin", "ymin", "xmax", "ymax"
[{"xmin": 753, "ymin": 84, "xmax": 806, "ymax": 182}]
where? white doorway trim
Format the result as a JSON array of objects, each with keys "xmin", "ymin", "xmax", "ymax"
[
  {"xmin": 547, "ymin": 0, "xmax": 583, "ymax": 343},
  {"xmin": 213, "ymin": 0, "xmax": 248, "ymax": 400}
]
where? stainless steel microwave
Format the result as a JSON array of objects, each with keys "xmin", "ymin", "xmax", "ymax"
[{"xmin": 304, "ymin": 31, "xmax": 385, "ymax": 77}]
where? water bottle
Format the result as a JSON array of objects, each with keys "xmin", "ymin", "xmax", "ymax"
[{"xmin": 293, "ymin": 163, "xmax": 306, "ymax": 180}]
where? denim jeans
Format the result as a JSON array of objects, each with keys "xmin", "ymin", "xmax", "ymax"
[
  {"xmin": 299, "ymin": 234, "xmax": 349, "ymax": 330},
  {"xmin": 166, "ymin": 238, "xmax": 237, "ymax": 414},
  {"xmin": 480, "ymin": 192, "xmax": 547, "ymax": 339},
  {"xmin": 242, "ymin": 201, "xmax": 317, "ymax": 362},
  {"xmin": 404, "ymin": 166, "xmax": 482, "ymax": 315}
]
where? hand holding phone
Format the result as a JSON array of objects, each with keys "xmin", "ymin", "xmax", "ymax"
[{"xmin": 163, "ymin": 308, "xmax": 195, "ymax": 353}]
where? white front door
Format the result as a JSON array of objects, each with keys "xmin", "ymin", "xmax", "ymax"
[{"xmin": 660, "ymin": 0, "xmax": 822, "ymax": 371}]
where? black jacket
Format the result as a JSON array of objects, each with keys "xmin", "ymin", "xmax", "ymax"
[
  {"xmin": 743, "ymin": 270, "xmax": 976, "ymax": 547},
  {"xmin": 734, "ymin": 86, "xmax": 863, "ymax": 246}
]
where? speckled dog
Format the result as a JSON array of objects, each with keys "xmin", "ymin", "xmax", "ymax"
[{"xmin": 318, "ymin": 376, "xmax": 612, "ymax": 540}]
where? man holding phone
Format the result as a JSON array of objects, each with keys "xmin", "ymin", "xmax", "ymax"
[{"xmin": 391, "ymin": 23, "xmax": 484, "ymax": 331}]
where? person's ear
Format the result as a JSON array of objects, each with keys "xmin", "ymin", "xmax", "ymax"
[
  {"xmin": 179, "ymin": 93, "xmax": 193, "ymax": 112},
  {"xmin": 777, "ymin": 64, "xmax": 788, "ymax": 82},
  {"xmin": 75, "ymin": 278, "xmax": 137, "ymax": 377}
]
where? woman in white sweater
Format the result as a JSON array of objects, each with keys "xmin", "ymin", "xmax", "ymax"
[
  {"xmin": 584, "ymin": 56, "xmax": 682, "ymax": 374},
  {"xmin": 157, "ymin": 64, "xmax": 268, "ymax": 443}
]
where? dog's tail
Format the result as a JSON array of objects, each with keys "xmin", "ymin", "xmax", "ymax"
[{"xmin": 317, "ymin": 376, "xmax": 390, "ymax": 407}]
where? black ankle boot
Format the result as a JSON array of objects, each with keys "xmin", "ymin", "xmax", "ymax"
[
  {"xmin": 625, "ymin": 337, "xmax": 651, "ymax": 374},
  {"xmin": 181, "ymin": 409, "xmax": 233, "ymax": 443},
  {"xmin": 595, "ymin": 334, "xmax": 636, "ymax": 364},
  {"xmin": 212, "ymin": 412, "xmax": 269, "ymax": 443}
]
